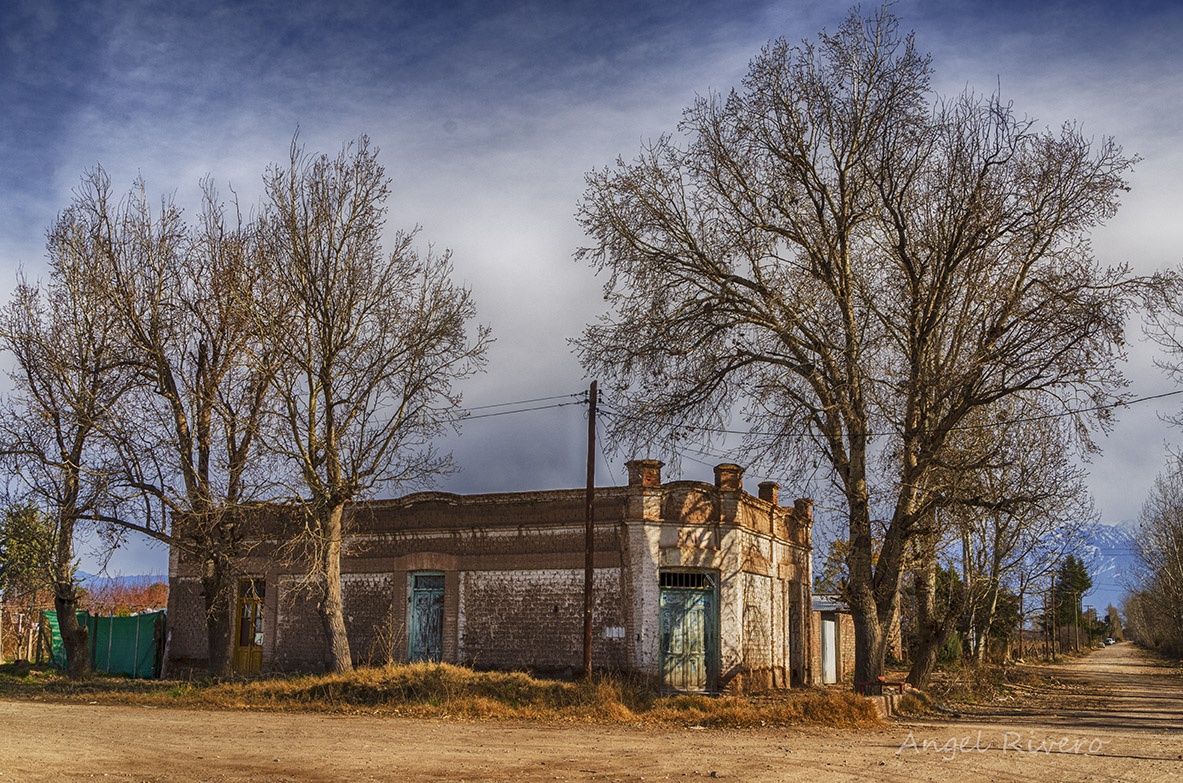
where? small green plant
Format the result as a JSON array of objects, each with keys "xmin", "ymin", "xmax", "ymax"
[{"xmin": 938, "ymin": 634, "xmax": 962, "ymax": 663}]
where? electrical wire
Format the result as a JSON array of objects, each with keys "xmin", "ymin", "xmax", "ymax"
[
  {"xmin": 460, "ymin": 400, "xmax": 585, "ymax": 421},
  {"xmin": 596, "ymin": 387, "xmax": 1183, "ymax": 439},
  {"xmin": 595, "ymin": 425, "xmax": 618, "ymax": 486},
  {"xmin": 463, "ymin": 392, "xmax": 585, "ymax": 412}
]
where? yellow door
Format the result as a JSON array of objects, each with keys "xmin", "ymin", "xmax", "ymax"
[{"xmin": 233, "ymin": 579, "xmax": 264, "ymax": 674}]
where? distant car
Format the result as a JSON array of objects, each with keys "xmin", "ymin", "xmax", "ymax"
[{"xmin": 1104, "ymin": 638, "xmax": 1116, "ymax": 645}]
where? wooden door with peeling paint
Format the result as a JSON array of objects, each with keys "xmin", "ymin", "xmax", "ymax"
[
  {"xmin": 408, "ymin": 572, "xmax": 445, "ymax": 662},
  {"xmin": 233, "ymin": 578, "xmax": 264, "ymax": 675},
  {"xmin": 659, "ymin": 572, "xmax": 718, "ymax": 692}
]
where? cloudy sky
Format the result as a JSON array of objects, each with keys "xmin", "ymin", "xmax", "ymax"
[{"xmin": 2, "ymin": 0, "xmax": 1182, "ymax": 591}]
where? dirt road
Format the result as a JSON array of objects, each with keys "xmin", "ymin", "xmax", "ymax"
[{"xmin": 1, "ymin": 643, "xmax": 1180, "ymax": 782}]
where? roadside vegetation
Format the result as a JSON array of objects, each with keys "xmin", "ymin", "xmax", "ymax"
[
  {"xmin": 0, "ymin": 661, "xmax": 879, "ymax": 729},
  {"xmin": 892, "ymin": 644, "xmax": 1101, "ymax": 718}
]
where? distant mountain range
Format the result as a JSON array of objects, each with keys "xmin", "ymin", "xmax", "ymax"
[
  {"xmin": 1078, "ymin": 522, "xmax": 1142, "ymax": 615},
  {"xmin": 811, "ymin": 520, "xmax": 1144, "ymax": 621},
  {"xmin": 76, "ymin": 572, "xmax": 167, "ymax": 589}
]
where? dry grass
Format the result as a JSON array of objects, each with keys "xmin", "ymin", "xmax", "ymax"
[
  {"xmin": 893, "ymin": 689, "xmax": 939, "ymax": 717},
  {"xmin": 0, "ymin": 661, "xmax": 880, "ymax": 728},
  {"xmin": 924, "ymin": 660, "xmax": 1051, "ymax": 705}
]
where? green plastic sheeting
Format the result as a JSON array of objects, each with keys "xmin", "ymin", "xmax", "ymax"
[{"xmin": 42, "ymin": 611, "xmax": 166, "ymax": 679}]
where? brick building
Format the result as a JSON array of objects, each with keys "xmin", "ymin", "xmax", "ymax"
[
  {"xmin": 167, "ymin": 460, "xmax": 815, "ymax": 692},
  {"xmin": 811, "ymin": 594, "xmax": 857, "ymax": 685}
]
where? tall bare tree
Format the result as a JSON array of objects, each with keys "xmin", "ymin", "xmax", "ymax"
[
  {"xmin": 75, "ymin": 170, "xmax": 277, "ymax": 677},
  {"xmin": 1127, "ymin": 462, "xmax": 1183, "ymax": 655},
  {"xmin": 904, "ymin": 401, "xmax": 1092, "ymax": 685},
  {"xmin": 575, "ymin": 7, "xmax": 1157, "ymax": 681},
  {"xmin": 0, "ymin": 214, "xmax": 137, "ymax": 676},
  {"xmin": 262, "ymin": 136, "xmax": 490, "ymax": 672},
  {"xmin": 958, "ymin": 422, "xmax": 1092, "ymax": 663}
]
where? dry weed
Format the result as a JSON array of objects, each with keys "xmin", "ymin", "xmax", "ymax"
[{"xmin": 0, "ymin": 661, "xmax": 880, "ymax": 728}]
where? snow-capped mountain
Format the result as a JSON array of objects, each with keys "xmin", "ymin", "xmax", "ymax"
[{"xmin": 1077, "ymin": 523, "xmax": 1141, "ymax": 614}]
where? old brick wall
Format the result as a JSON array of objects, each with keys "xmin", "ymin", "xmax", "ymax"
[
  {"xmin": 788, "ymin": 581, "xmax": 810, "ymax": 686},
  {"xmin": 342, "ymin": 573, "xmax": 399, "ymax": 665},
  {"xmin": 164, "ymin": 575, "xmax": 208, "ymax": 670},
  {"xmin": 838, "ymin": 611, "xmax": 856, "ymax": 682},
  {"xmin": 457, "ymin": 568, "xmax": 627, "ymax": 674},
  {"xmin": 272, "ymin": 576, "xmax": 329, "ymax": 671},
  {"xmin": 740, "ymin": 571, "xmax": 775, "ymax": 689}
]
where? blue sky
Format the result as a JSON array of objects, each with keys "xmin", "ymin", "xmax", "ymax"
[{"xmin": 2, "ymin": 0, "xmax": 1182, "ymax": 599}]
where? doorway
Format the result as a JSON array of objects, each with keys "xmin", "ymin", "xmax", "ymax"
[
  {"xmin": 659, "ymin": 571, "xmax": 718, "ymax": 691},
  {"xmin": 233, "ymin": 578, "xmax": 264, "ymax": 674},
  {"xmin": 820, "ymin": 614, "xmax": 838, "ymax": 684},
  {"xmin": 408, "ymin": 572, "xmax": 445, "ymax": 662}
]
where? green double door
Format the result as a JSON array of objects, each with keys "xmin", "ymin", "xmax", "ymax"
[{"xmin": 659, "ymin": 574, "xmax": 718, "ymax": 691}]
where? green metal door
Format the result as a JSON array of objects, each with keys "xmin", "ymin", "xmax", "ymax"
[
  {"xmin": 660, "ymin": 572, "xmax": 717, "ymax": 691},
  {"xmin": 409, "ymin": 573, "xmax": 445, "ymax": 662}
]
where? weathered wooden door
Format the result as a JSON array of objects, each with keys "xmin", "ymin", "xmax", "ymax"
[
  {"xmin": 233, "ymin": 578, "xmax": 264, "ymax": 674},
  {"xmin": 821, "ymin": 616, "xmax": 838, "ymax": 684},
  {"xmin": 659, "ymin": 572, "xmax": 717, "ymax": 691},
  {"xmin": 408, "ymin": 572, "xmax": 445, "ymax": 662}
]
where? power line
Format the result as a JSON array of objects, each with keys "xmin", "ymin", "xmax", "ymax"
[
  {"xmin": 595, "ymin": 425, "xmax": 618, "ymax": 486},
  {"xmin": 463, "ymin": 392, "xmax": 585, "ymax": 412},
  {"xmin": 598, "ymin": 387, "xmax": 1183, "ymax": 439},
  {"xmin": 461, "ymin": 400, "xmax": 585, "ymax": 422}
]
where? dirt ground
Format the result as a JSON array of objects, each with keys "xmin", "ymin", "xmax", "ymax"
[{"xmin": 1, "ymin": 643, "xmax": 1180, "ymax": 782}]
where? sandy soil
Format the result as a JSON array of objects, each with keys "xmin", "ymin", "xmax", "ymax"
[{"xmin": 1, "ymin": 643, "xmax": 1180, "ymax": 782}]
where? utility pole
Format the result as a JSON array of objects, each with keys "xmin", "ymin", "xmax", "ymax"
[
  {"xmin": 1074, "ymin": 593, "xmax": 1081, "ymax": 651},
  {"xmin": 582, "ymin": 380, "xmax": 597, "ymax": 681},
  {"xmin": 1017, "ymin": 579, "xmax": 1025, "ymax": 661},
  {"xmin": 1050, "ymin": 573, "xmax": 1057, "ymax": 659}
]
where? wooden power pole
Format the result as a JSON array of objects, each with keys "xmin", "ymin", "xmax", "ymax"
[{"xmin": 582, "ymin": 380, "xmax": 597, "ymax": 680}]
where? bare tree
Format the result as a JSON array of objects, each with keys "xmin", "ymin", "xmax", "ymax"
[
  {"xmin": 904, "ymin": 401, "xmax": 1092, "ymax": 685},
  {"xmin": 958, "ymin": 423, "xmax": 1093, "ymax": 663},
  {"xmin": 575, "ymin": 7, "xmax": 1156, "ymax": 682},
  {"xmin": 77, "ymin": 170, "xmax": 277, "ymax": 677},
  {"xmin": 0, "ymin": 214, "xmax": 137, "ymax": 676},
  {"xmin": 1128, "ymin": 461, "xmax": 1183, "ymax": 655},
  {"xmin": 261, "ymin": 136, "xmax": 491, "ymax": 672}
]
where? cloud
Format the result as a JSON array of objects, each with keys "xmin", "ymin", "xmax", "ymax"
[{"xmin": 5, "ymin": 0, "xmax": 1183, "ymax": 574}]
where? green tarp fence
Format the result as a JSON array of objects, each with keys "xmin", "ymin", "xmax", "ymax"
[{"xmin": 42, "ymin": 610, "xmax": 166, "ymax": 679}]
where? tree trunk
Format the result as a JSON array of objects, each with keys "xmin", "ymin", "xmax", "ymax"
[
  {"xmin": 906, "ymin": 551, "xmax": 953, "ymax": 688},
  {"xmin": 54, "ymin": 587, "xmax": 90, "ymax": 678},
  {"xmin": 908, "ymin": 624, "xmax": 952, "ymax": 689},
  {"xmin": 846, "ymin": 443, "xmax": 894, "ymax": 685},
  {"xmin": 973, "ymin": 580, "xmax": 1002, "ymax": 663},
  {"xmin": 850, "ymin": 603, "xmax": 883, "ymax": 684},
  {"xmin": 317, "ymin": 502, "xmax": 353, "ymax": 673},
  {"xmin": 202, "ymin": 555, "xmax": 235, "ymax": 678},
  {"xmin": 1016, "ymin": 582, "xmax": 1025, "ymax": 660}
]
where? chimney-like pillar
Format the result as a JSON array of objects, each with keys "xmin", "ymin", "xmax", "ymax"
[
  {"xmin": 793, "ymin": 498, "xmax": 814, "ymax": 549},
  {"xmin": 793, "ymin": 498, "xmax": 813, "ymax": 523},
  {"xmin": 758, "ymin": 481, "xmax": 780, "ymax": 505},
  {"xmin": 626, "ymin": 459, "xmax": 664, "ymax": 488},
  {"xmin": 713, "ymin": 463, "xmax": 744, "ymax": 492}
]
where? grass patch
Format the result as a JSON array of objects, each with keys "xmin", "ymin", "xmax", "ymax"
[
  {"xmin": 924, "ymin": 661, "xmax": 1051, "ymax": 705},
  {"xmin": 0, "ymin": 661, "xmax": 880, "ymax": 728}
]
